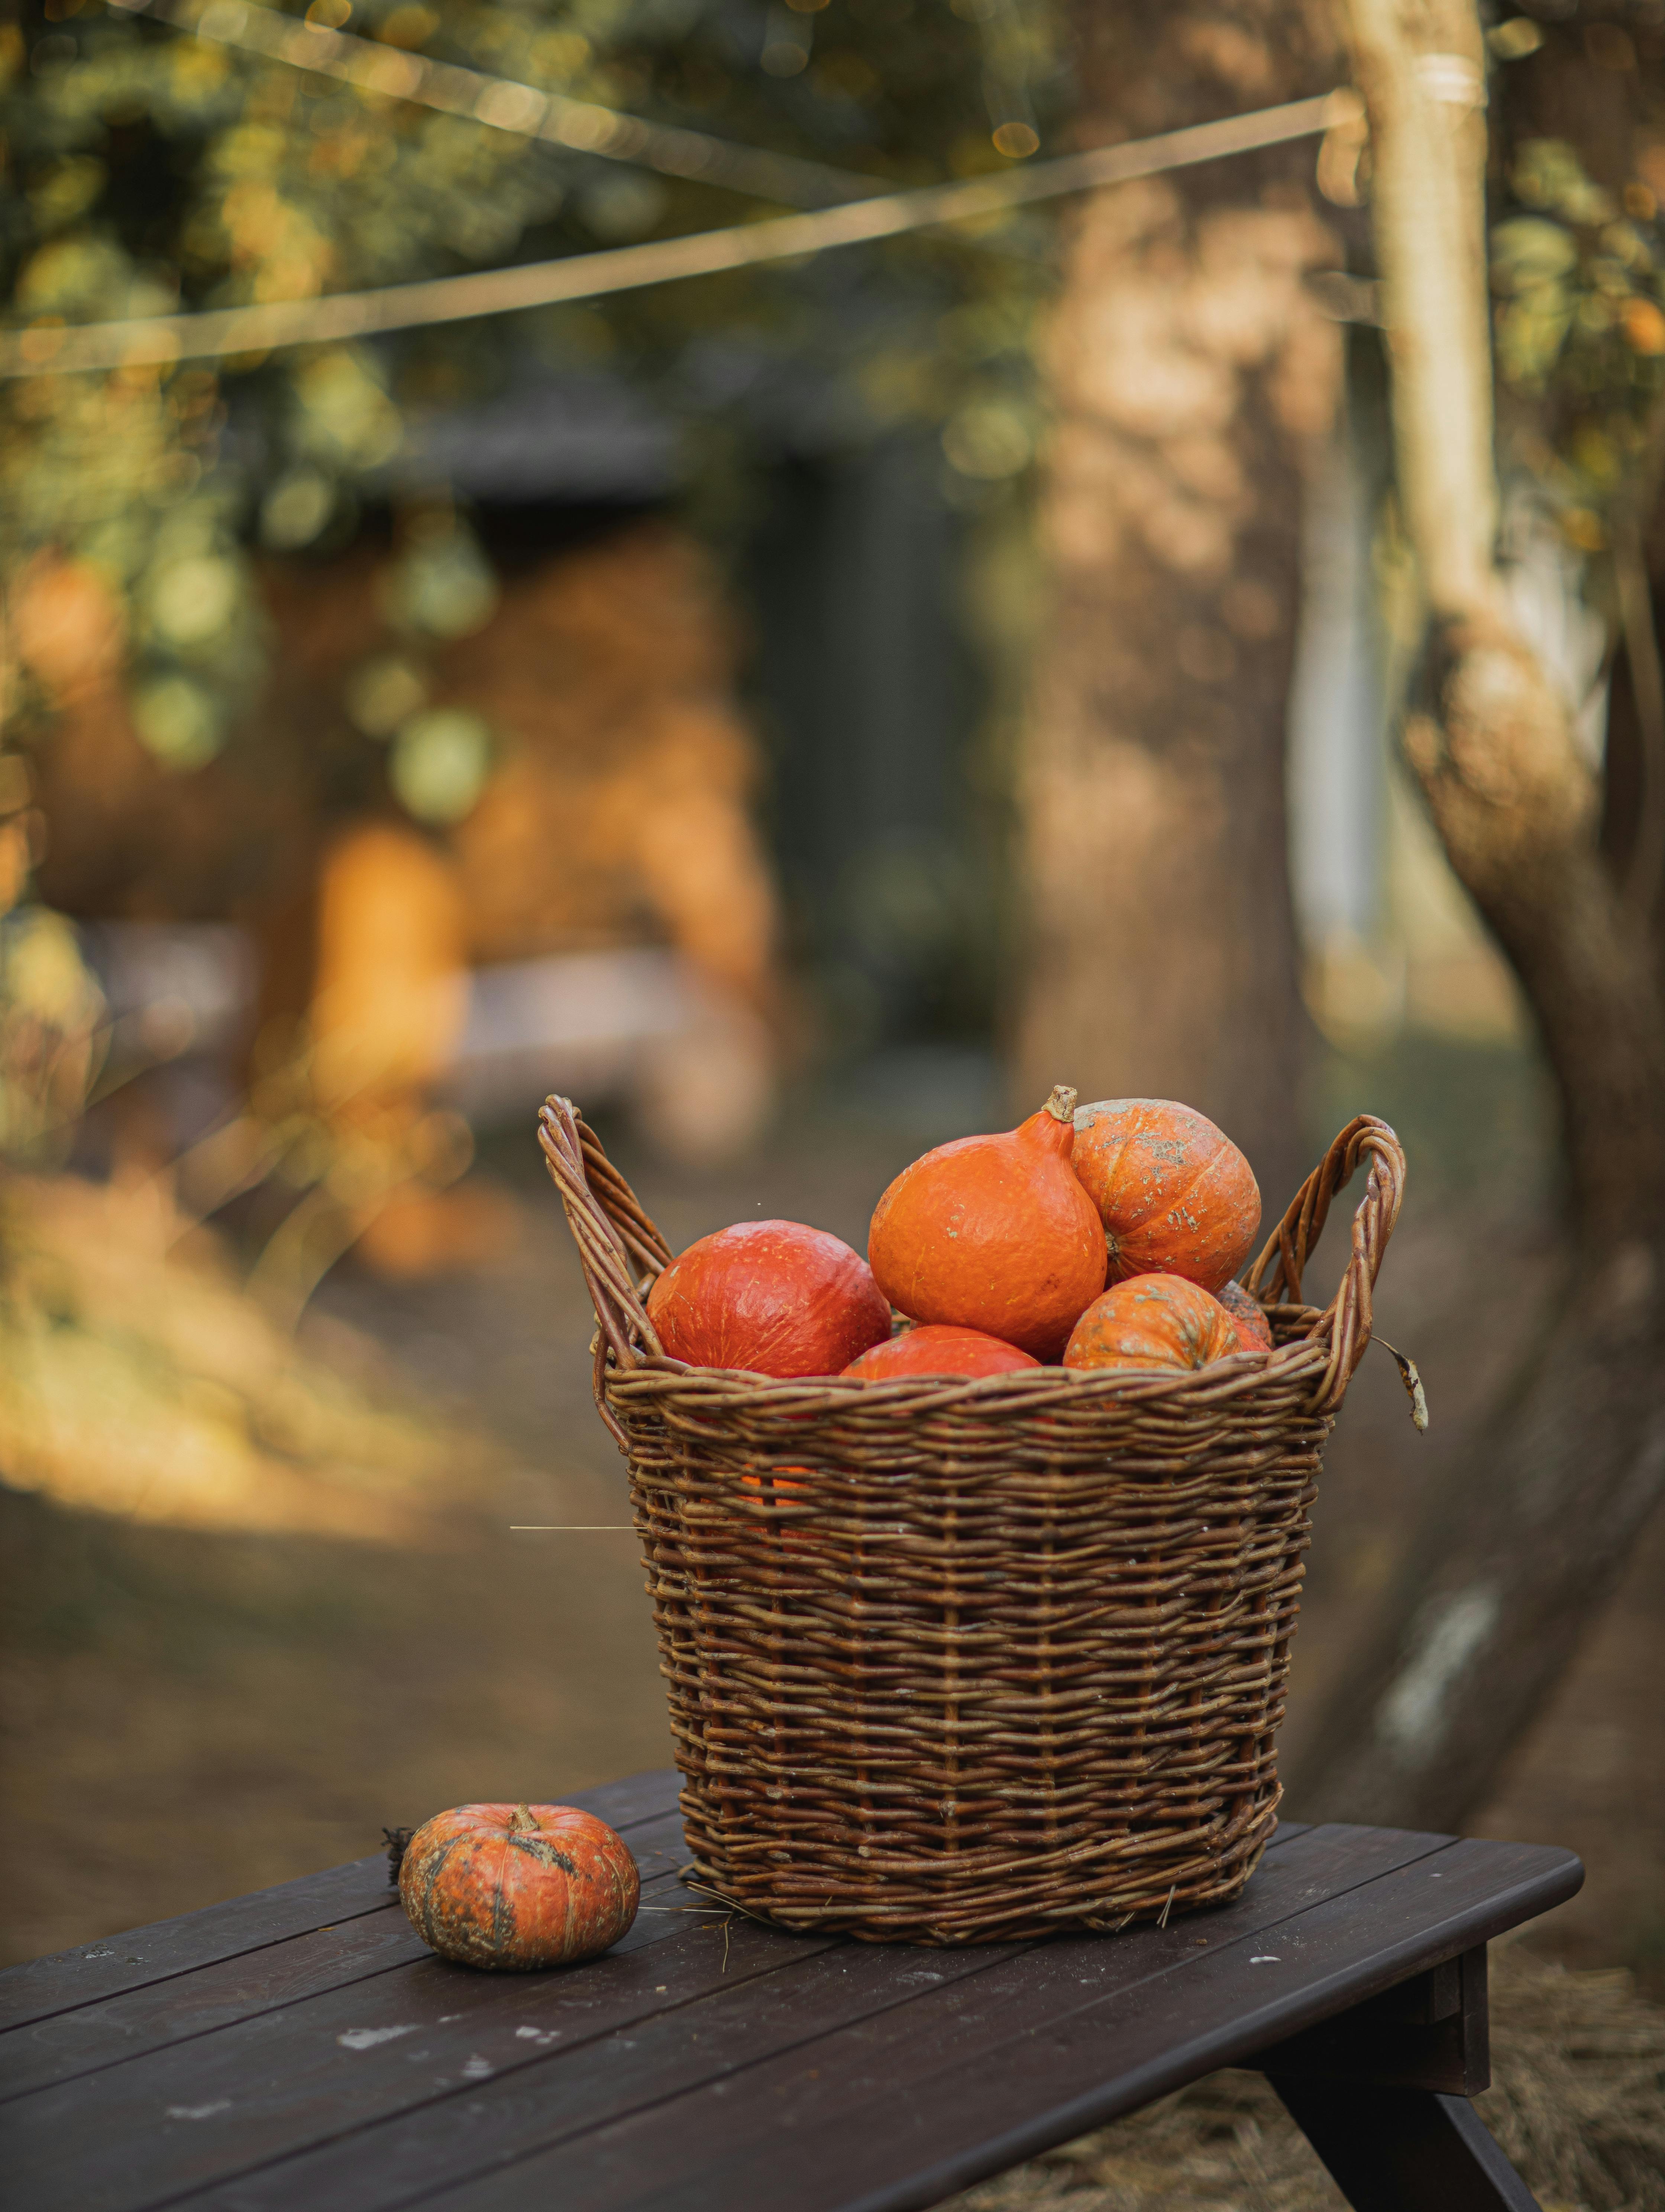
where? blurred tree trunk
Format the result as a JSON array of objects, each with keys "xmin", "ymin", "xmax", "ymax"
[
  {"xmin": 1291, "ymin": 0, "xmax": 1665, "ymax": 1831},
  {"xmin": 1016, "ymin": 0, "xmax": 1342, "ymax": 1207}
]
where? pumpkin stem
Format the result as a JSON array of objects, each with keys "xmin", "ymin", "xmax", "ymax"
[
  {"xmin": 508, "ymin": 1804, "xmax": 539, "ymax": 1834},
  {"xmin": 1042, "ymin": 1084, "xmax": 1078, "ymax": 1123}
]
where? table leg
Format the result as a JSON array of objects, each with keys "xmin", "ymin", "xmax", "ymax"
[
  {"xmin": 1267, "ymin": 2076, "xmax": 1540, "ymax": 2212},
  {"xmin": 1249, "ymin": 1948, "xmax": 1540, "ymax": 2211}
]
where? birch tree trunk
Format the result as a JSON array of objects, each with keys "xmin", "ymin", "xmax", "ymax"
[
  {"xmin": 1291, "ymin": 0, "xmax": 1665, "ymax": 1830},
  {"xmin": 1015, "ymin": 0, "xmax": 1341, "ymax": 1205}
]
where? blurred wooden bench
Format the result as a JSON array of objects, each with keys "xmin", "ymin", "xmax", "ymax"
[{"xmin": 0, "ymin": 1768, "xmax": 1580, "ymax": 2212}]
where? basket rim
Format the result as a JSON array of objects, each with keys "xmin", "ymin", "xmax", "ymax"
[{"xmin": 602, "ymin": 1332, "xmax": 1320, "ymax": 1398}]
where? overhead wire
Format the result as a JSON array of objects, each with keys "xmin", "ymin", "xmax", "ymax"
[
  {"xmin": 107, "ymin": 0, "xmax": 893, "ymax": 208},
  {"xmin": 0, "ymin": 2, "xmax": 1344, "ymax": 380}
]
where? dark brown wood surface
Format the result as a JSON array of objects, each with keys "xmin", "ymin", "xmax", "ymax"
[{"xmin": 0, "ymin": 1769, "xmax": 1581, "ymax": 2212}]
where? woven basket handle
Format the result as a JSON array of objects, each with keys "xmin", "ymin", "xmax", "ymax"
[
  {"xmin": 1243, "ymin": 1113, "xmax": 1406, "ymax": 1417},
  {"xmin": 538, "ymin": 1097, "xmax": 670, "ymax": 1446}
]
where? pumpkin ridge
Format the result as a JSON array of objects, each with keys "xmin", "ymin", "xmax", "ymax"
[
  {"xmin": 414, "ymin": 1830, "xmax": 468, "ymax": 1934},
  {"xmin": 491, "ymin": 1843, "xmax": 515, "ymax": 1957},
  {"xmin": 510, "ymin": 1836, "xmax": 579, "ymax": 1875}
]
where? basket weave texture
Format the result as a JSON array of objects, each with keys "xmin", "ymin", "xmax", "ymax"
[{"xmin": 540, "ymin": 1103, "xmax": 1404, "ymax": 1946}]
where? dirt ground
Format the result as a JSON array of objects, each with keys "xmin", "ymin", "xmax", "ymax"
[{"xmin": 1, "ymin": 1045, "xmax": 1661, "ymax": 2006}]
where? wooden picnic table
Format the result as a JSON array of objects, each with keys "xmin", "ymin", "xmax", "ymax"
[{"xmin": 0, "ymin": 1768, "xmax": 1580, "ymax": 2212}]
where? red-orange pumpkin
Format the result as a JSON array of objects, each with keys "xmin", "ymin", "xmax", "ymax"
[
  {"xmin": 844, "ymin": 1325, "xmax": 1042, "ymax": 1381},
  {"xmin": 1216, "ymin": 1277, "xmax": 1274, "ymax": 1354},
  {"xmin": 399, "ymin": 1802, "xmax": 638, "ymax": 1970},
  {"xmin": 647, "ymin": 1220, "xmax": 890, "ymax": 1377},
  {"xmin": 1071, "ymin": 1097, "xmax": 1261, "ymax": 1293},
  {"xmin": 1063, "ymin": 1273, "xmax": 1240, "ymax": 1376},
  {"xmin": 867, "ymin": 1085, "xmax": 1107, "ymax": 1360}
]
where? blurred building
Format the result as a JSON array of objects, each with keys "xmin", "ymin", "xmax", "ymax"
[{"xmin": 24, "ymin": 362, "xmax": 1003, "ymax": 1209}]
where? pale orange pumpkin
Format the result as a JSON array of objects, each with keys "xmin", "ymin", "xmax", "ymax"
[
  {"xmin": 399, "ymin": 1803, "xmax": 638, "ymax": 1970},
  {"xmin": 1071, "ymin": 1097, "xmax": 1261, "ymax": 1292},
  {"xmin": 1063, "ymin": 1273, "xmax": 1239, "ymax": 1377}
]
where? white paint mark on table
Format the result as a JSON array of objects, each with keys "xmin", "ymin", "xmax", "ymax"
[
  {"xmin": 515, "ymin": 2026, "xmax": 559, "ymax": 2045},
  {"xmin": 338, "ymin": 2024, "xmax": 418, "ymax": 2050},
  {"xmin": 462, "ymin": 2055, "xmax": 493, "ymax": 2079},
  {"xmin": 1249, "ymin": 1956, "xmax": 1281, "ymax": 1963},
  {"xmin": 168, "ymin": 2101, "xmax": 231, "ymax": 2121}
]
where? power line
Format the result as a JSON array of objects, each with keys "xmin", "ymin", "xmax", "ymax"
[
  {"xmin": 109, "ymin": 0, "xmax": 891, "ymax": 209},
  {"xmin": 1, "ymin": 93, "xmax": 1340, "ymax": 380}
]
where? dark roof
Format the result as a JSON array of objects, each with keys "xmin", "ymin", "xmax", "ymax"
[{"xmin": 395, "ymin": 372, "xmax": 680, "ymax": 502}]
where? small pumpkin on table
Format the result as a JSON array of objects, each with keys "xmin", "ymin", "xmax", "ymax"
[{"xmin": 398, "ymin": 1802, "xmax": 640, "ymax": 1970}]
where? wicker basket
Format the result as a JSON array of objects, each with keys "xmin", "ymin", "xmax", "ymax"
[{"xmin": 540, "ymin": 1100, "xmax": 1406, "ymax": 1946}]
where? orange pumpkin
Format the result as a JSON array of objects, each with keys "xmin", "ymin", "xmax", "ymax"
[
  {"xmin": 1063, "ymin": 1273, "xmax": 1239, "ymax": 1376},
  {"xmin": 737, "ymin": 1462, "xmax": 823, "ymax": 1551},
  {"xmin": 647, "ymin": 1220, "xmax": 890, "ymax": 1377},
  {"xmin": 1071, "ymin": 1098, "xmax": 1261, "ymax": 1293},
  {"xmin": 1216, "ymin": 1277, "xmax": 1274, "ymax": 1354},
  {"xmin": 844, "ymin": 1325, "xmax": 1042, "ymax": 1381},
  {"xmin": 399, "ymin": 1802, "xmax": 639, "ymax": 1970},
  {"xmin": 740, "ymin": 1463, "xmax": 812, "ymax": 1509},
  {"xmin": 867, "ymin": 1085, "xmax": 1107, "ymax": 1360}
]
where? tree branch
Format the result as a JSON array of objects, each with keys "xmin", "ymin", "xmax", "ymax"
[
  {"xmin": 1344, "ymin": 0, "xmax": 1497, "ymax": 618},
  {"xmin": 1340, "ymin": 0, "xmax": 1665, "ymax": 1245},
  {"xmin": 1296, "ymin": 0, "xmax": 1665, "ymax": 1833},
  {"xmin": 1615, "ymin": 503, "xmax": 1665, "ymax": 927}
]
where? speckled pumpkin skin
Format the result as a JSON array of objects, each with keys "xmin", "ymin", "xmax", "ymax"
[
  {"xmin": 1072, "ymin": 1098, "xmax": 1261, "ymax": 1293},
  {"xmin": 1062, "ymin": 1273, "xmax": 1240, "ymax": 1376},
  {"xmin": 399, "ymin": 1804, "xmax": 639, "ymax": 1971},
  {"xmin": 1216, "ymin": 1277, "xmax": 1274, "ymax": 1353}
]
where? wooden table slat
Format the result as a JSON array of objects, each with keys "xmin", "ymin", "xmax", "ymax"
[
  {"xmin": 0, "ymin": 1915, "xmax": 836, "ymax": 2212},
  {"xmin": 0, "ymin": 1769, "xmax": 681, "ymax": 2040},
  {"xmin": 418, "ymin": 1838, "xmax": 1577, "ymax": 2212},
  {"xmin": 117, "ymin": 1824, "xmax": 1438, "ymax": 2212},
  {"xmin": 0, "ymin": 1860, "xmax": 398, "ymax": 2041},
  {"xmin": 0, "ymin": 1812, "xmax": 690, "ymax": 2106}
]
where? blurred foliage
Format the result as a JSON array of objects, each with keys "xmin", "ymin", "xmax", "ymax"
[
  {"xmin": 1488, "ymin": 27, "xmax": 1665, "ymax": 545},
  {"xmin": 1492, "ymin": 140, "xmax": 1665, "ymax": 542},
  {"xmin": 7, "ymin": 8, "xmax": 1660, "ymax": 812},
  {"xmin": 0, "ymin": 1167, "xmax": 493, "ymax": 1538},
  {"xmin": 0, "ymin": 900, "xmax": 106, "ymax": 1163},
  {"xmin": 0, "ymin": 0, "xmax": 1060, "ymax": 806}
]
